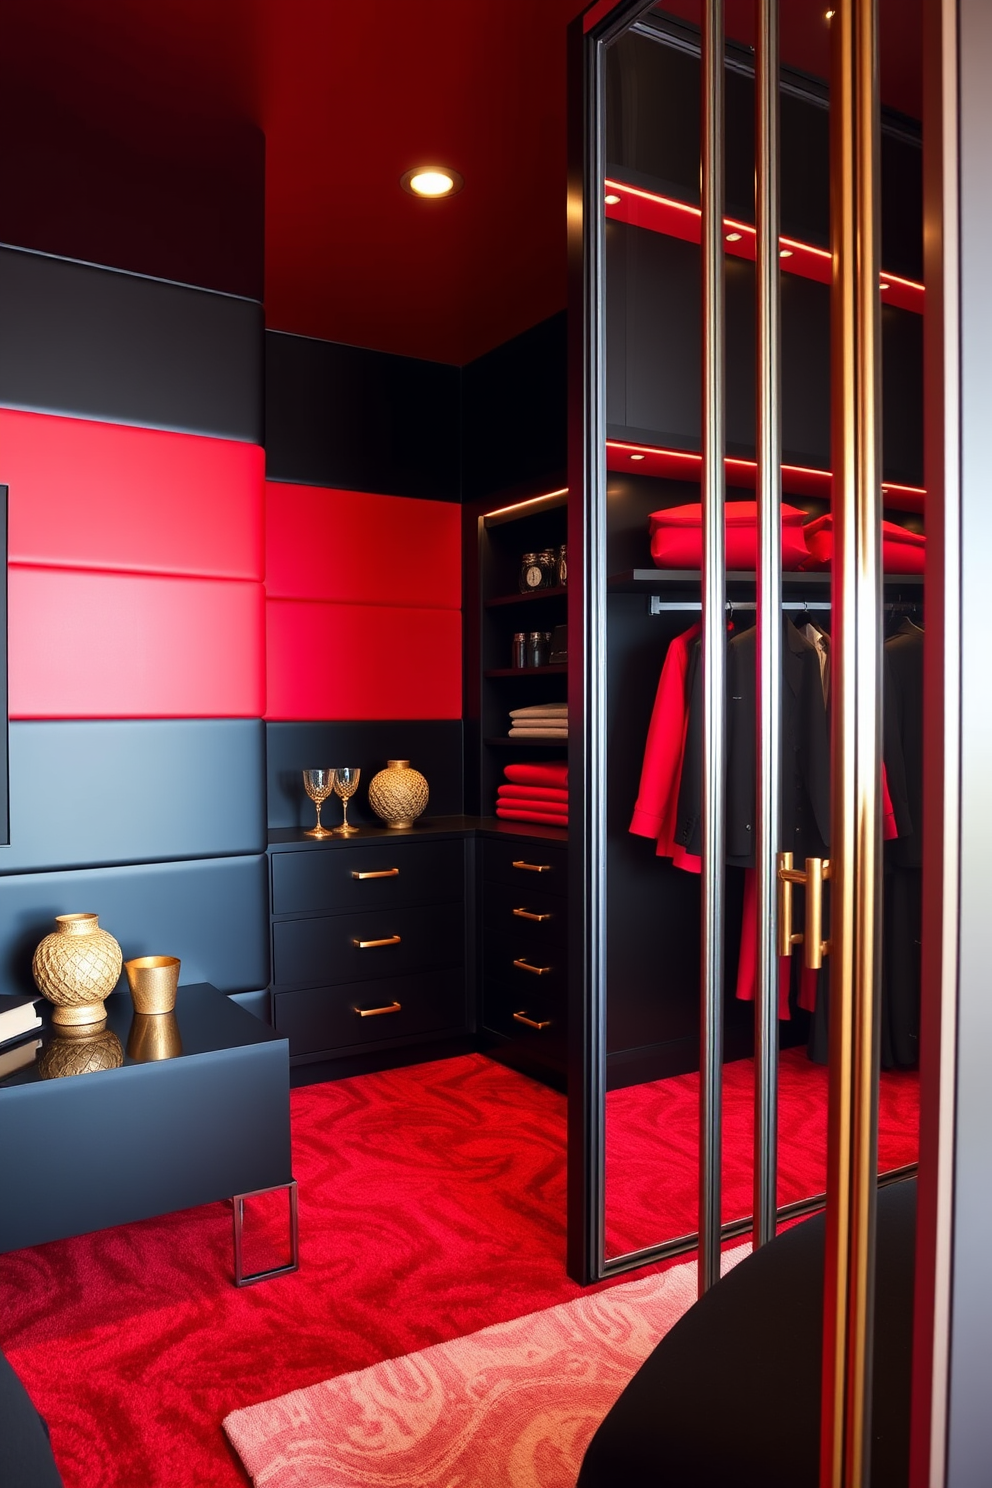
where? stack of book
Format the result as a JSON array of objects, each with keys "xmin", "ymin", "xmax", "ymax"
[{"xmin": 0, "ymin": 992, "xmax": 44, "ymax": 1080}]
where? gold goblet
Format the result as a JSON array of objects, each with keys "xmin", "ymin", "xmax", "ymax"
[
  {"xmin": 302, "ymin": 768, "xmax": 337, "ymax": 838},
  {"xmin": 332, "ymin": 767, "xmax": 361, "ymax": 835}
]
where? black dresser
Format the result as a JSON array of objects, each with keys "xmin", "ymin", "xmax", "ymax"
[{"xmin": 267, "ymin": 818, "xmax": 567, "ymax": 1086}]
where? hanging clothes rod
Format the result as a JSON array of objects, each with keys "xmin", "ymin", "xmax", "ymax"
[{"xmin": 647, "ymin": 597, "xmax": 922, "ymax": 615}]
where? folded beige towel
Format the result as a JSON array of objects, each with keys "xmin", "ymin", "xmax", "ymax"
[
  {"xmin": 508, "ymin": 726, "xmax": 569, "ymax": 738},
  {"xmin": 510, "ymin": 703, "xmax": 568, "ymax": 720}
]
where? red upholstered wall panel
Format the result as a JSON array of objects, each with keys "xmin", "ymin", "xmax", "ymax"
[
  {"xmin": 1, "ymin": 408, "xmax": 264, "ymax": 580},
  {"xmin": 10, "ymin": 567, "xmax": 265, "ymax": 718},
  {"xmin": 266, "ymin": 600, "xmax": 461, "ymax": 720},
  {"xmin": 265, "ymin": 483, "xmax": 461, "ymax": 607}
]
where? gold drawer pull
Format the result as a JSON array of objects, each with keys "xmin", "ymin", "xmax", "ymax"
[
  {"xmin": 513, "ymin": 907, "xmax": 552, "ymax": 922},
  {"xmin": 353, "ymin": 935, "xmax": 402, "ymax": 949},
  {"xmin": 352, "ymin": 868, "xmax": 400, "ymax": 880},
  {"xmin": 514, "ymin": 957, "xmax": 551, "ymax": 975},
  {"xmin": 514, "ymin": 1011, "xmax": 551, "ymax": 1030},
  {"xmin": 512, "ymin": 859, "xmax": 552, "ymax": 873},
  {"xmin": 355, "ymin": 1001, "xmax": 402, "ymax": 1018}
]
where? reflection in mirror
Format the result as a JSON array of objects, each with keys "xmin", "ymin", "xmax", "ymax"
[{"xmin": 597, "ymin": 10, "xmax": 920, "ymax": 1265}]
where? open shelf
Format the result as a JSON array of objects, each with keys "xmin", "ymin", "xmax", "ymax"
[
  {"xmin": 485, "ymin": 737, "xmax": 569, "ymax": 749},
  {"xmin": 485, "ymin": 665, "xmax": 567, "ymax": 678},
  {"xmin": 485, "ymin": 586, "xmax": 568, "ymax": 609}
]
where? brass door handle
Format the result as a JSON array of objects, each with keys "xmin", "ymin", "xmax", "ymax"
[
  {"xmin": 355, "ymin": 1001, "xmax": 401, "ymax": 1017},
  {"xmin": 776, "ymin": 852, "xmax": 831, "ymax": 970},
  {"xmin": 514, "ymin": 1011, "xmax": 551, "ymax": 1030},
  {"xmin": 352, "ymin": 868, "xmax": 400, "ymax": 880},
  {"xmin": 353, "ymin": 935, "xmax": 401, "ymax": 949},
  {"xmin": 513, "ymin": 907, "xmax": 552, "ymax": 922},
  {"xmin": 512, "ymin": 860, "xmax": 552, "ymax": 873},
  {"xmin": 513, "ymin": 957, "xmax": 551, "ymax": 975}
]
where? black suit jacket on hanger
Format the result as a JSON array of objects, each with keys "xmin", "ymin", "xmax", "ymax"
[{"xmin": 675, "ymin": 619, "xmax": 831, "ymax": 868}]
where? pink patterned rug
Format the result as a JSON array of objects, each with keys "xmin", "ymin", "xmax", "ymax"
[{"xmin": 224, "ymin": 1246, "xmax": 749, "ymax": 1488}]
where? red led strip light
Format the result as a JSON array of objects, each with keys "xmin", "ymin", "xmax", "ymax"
[
  {"xmin": 604, "ymin": 179, "xmax": 924, "ymax": 316},
  {"xmin": 606, "ymin": 441, "xmax": 925, "ymax": 513}
]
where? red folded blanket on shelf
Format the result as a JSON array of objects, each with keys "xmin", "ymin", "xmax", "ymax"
[
  {"xmin": 495, "ymin": 806, "xmax": 569, "ymax": 828},
  {"xmin": 503, "ymin": 761, "xmax": 568, "ymax": 789},
  {"xmin": 497, "ymin": 784, "xmax": 569, "ymax": 806}
]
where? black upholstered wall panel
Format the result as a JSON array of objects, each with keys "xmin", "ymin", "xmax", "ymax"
[
  {"xmin": 264, "ymin": 330, "xmax": 461, "ymax": 499},
  {"xmin": 461, "ymin": 313, "xmax": 567, "ymax": 501},
  {"xmin": 266, "ymin": 720, "xmax": 464, "ymax": 830},
  {"xmin": 0, "ymin": 854, "xmax": 269, "ymax": 997},
  {"xmin": 0, "ymin": 720, "xmax": 265, "ymax": 875},
  {"xmin": 0, "ymin": 247, "xmax": 263, "ymax": 442}
]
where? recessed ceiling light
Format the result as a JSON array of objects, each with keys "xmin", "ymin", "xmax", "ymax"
[
  {"xmin": 630, "ymin": 453, "xmax": 646, "ymax": 461},
  {"xmin": 880, "ymin": 280, "xmax": 890, "ymax": 290},
  {"xmin": 401, "ymin": 166, "xmax": 464, "ymax": 198},
  {"xmin": 726, "ymin": 231, "xmax": 743, "ymax": 242},
  {"xmin": 825, "ymin": 9, "xmax": 835, "ymax": 18},
  {"xmin": 780, "ymin": 248, "xmax": 793, "ymax": 258},
  {"xmin": 605, "ymin": 193, "xmax": 621, "ymax": 205}
]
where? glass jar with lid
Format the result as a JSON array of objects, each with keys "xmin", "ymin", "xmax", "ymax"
[{"xmin": 519, "ymin": 552, "xmax": 544, "ymax": 593}]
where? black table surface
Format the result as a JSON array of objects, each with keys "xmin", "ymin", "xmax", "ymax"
[{"xmin": 0, "ymin": 983, "xmax": 282, "ymax": 1089}]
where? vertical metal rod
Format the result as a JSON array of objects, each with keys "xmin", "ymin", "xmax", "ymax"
[
  {"xmin": 699, "ymin": 0, "xmax": 726, "ymax": 1298},
  {"xmin": 754, "ymin": 0, "xmax": 782, "ymax": 1252},
  {"xmin": 821, "ymin": 0, "xmax": 883, "ymax": 1482}
]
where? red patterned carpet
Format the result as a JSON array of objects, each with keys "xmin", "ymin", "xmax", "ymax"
[{"xmin": 0, "ymin": 1051, "xmax": 918, "ymax": 1488}]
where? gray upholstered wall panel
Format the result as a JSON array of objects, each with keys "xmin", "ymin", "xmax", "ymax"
[
  {"xmin": 0, "ymin": 246, "xmax": 263, "ymax": 442},
  {"xmin": 0, "ymin": 720, "xmax": 265, "ymax": 875},
  {"xmin": 0, "ymin": 854, "xmax": 269, "ymax": 996}
]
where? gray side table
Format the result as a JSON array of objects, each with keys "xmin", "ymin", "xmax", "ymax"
[{"xmin": 0, "ymin": 984, "xmax": 296, "ymax": 1285}]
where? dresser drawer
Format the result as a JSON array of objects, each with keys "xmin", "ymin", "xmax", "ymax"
[
  {"xmin": 482, "ymin": 837, "xmax": 568, "ymax": 894},
  {"xmin": 274, "ymin": 969, "xmax": 467, "ymax": 1057},
  {"xmin": 273, "ymin": 902, "xmax": 464, "ymax": 988},
  {"xmin": 482, "ymin": 878, "xmax": 567, "ymax": 948},
  {"xmin": 272, "ymin": 840, "xmax": 464, "ymax": 916},
  {"xmin": 482, "ymin": 976, "xmax": 566, "ymax": 1068},
  {"xmin": 483, "ymin": 939, "xmax": 566, "ymax": 1001}
]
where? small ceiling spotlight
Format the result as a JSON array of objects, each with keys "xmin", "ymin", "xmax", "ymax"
[
  {"xmin": 825, "ymin": 9, "xmax": 836, "ymax": 19},
  {"xmin": 630, "ymin": 453, "xmax": 646, "ymax": 461},
  {"xmin": 726, "ymin": 231, "xmax": 743, "ymax": 242},
  {"xmin": 605, "ymin": 193, "xmax": 622, "ymax": 205},
  {"xmin": 401, "ymin": 166, "xmax": 464, "ymax": 198},
  {"xmin": 780, "ymin": 248, "xmax": 793, "ymax": 258}
]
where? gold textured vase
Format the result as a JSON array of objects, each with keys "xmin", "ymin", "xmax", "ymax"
[
  {"xmin": 38, "ymin": 1023, "xmax": 124, "ymax": 1080},
  {"xmin": 367, "ymin": 759, "xmax": 429, "ymax": 829},
  {"xmin": 125, "ymin": 955, "xmax": 180, "ymax": 1014},
  {"xmin": 32, "ymin": 913, "xmax": 123, "ymax": 1027}
]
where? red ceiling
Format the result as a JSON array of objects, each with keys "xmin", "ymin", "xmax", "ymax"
[{"xmin": 4, "ymin": 0, "xmax": 921, "ymax": 367}]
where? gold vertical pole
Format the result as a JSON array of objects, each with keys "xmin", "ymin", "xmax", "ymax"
[
  {"xmin": 699, "ymin": 0, "xmax": 727, "ymax": 1299},
  {"xmin": 754, "ymin": 0, "xmax": 782, "ymax": 1253},
  {"xmin": 821, "ymin": 0, "xmax": 883, "ymax": 1484}
]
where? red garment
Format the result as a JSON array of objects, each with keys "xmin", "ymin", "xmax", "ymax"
[
  {"xmin": 649, "ymin": 501, "xmax": 812, "ymax": 571},
  {"xmin": 495, "ymin": 806, "xmax": 568, "ymax": 827},
  {"xmin": 803, "ymin": 515, "xmax": 926, "ymax": 574},
  {"xmin": 504, "ymin": 761, "xmax": 568, "ymax": 789},
  {"xmin": 497, "ymin": 784, "xmax": 569, "ymax": 805},
  {"xmin": 630, "ymin": 623, "xmax": 699, "ymax": 856},
  {"xmin": 736, "ymin": 867, "xmax": 794, "ymax": 1019},
  {"xmin": 882, "ymin": 763, "xmax": 898, "ymax": 841}
]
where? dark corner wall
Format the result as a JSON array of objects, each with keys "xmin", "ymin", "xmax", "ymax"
[{"xmin": 0, "ymin": 95, "xmax": 568, "ymax": 1021}]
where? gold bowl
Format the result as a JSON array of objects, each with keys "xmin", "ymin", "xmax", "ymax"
[{"xmin": 124, "ymin": 956, "xmax": 181, "ymax": 1015}]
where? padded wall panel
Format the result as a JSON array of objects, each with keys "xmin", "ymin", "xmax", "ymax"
[
  {"xmin": 2, "ymin": 409, "xmax": 264, "ymax": 579},
  {"xmin": 264, "ymin": 330, "xmax": 460, "ymax": 500},
  {"xmin": 265, "ymin": 600, "xmax": 461, "ymax": 721},
  {"xmin": 0, "ymin": 247, "xmax": 263, "ymax": 443},
  {"xmin": 265, "ymin": 483, "xmax": 461, "ymax": 606},
  {"xmin": 0, "ymin": 855, "xmax": 269, "ymax": 997},
  {"xmin": 9, "ymin": 567, "xmax": 265, "ymax": 719},
  {"xmin": 1, "ymin": 720, "xmax": 264, "ymax": 874},
  {"xmin": 266, "ymin": 719, "xmax": 464, "ymax": 828}
]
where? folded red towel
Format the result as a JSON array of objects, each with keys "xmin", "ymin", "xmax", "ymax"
[
  {"xmin": 497, "ymin": 785, "xmax": 569, "ymax": 805},
  {"xmin": 496, "ymin": 806, "xmax": 569, "ymax": 828},
  {"xmin": 503, "ymin": 762, "xmax": 568, "ymax": 789}
]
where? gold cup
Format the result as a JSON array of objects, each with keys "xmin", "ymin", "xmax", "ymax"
[
  {"xmin": 124, "ymin": 956, "xmax": 180, "ymax": 1015},
  {"xmin": 126, "ymin": 1011, "xmax": 183, "ymax": 1062}
]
